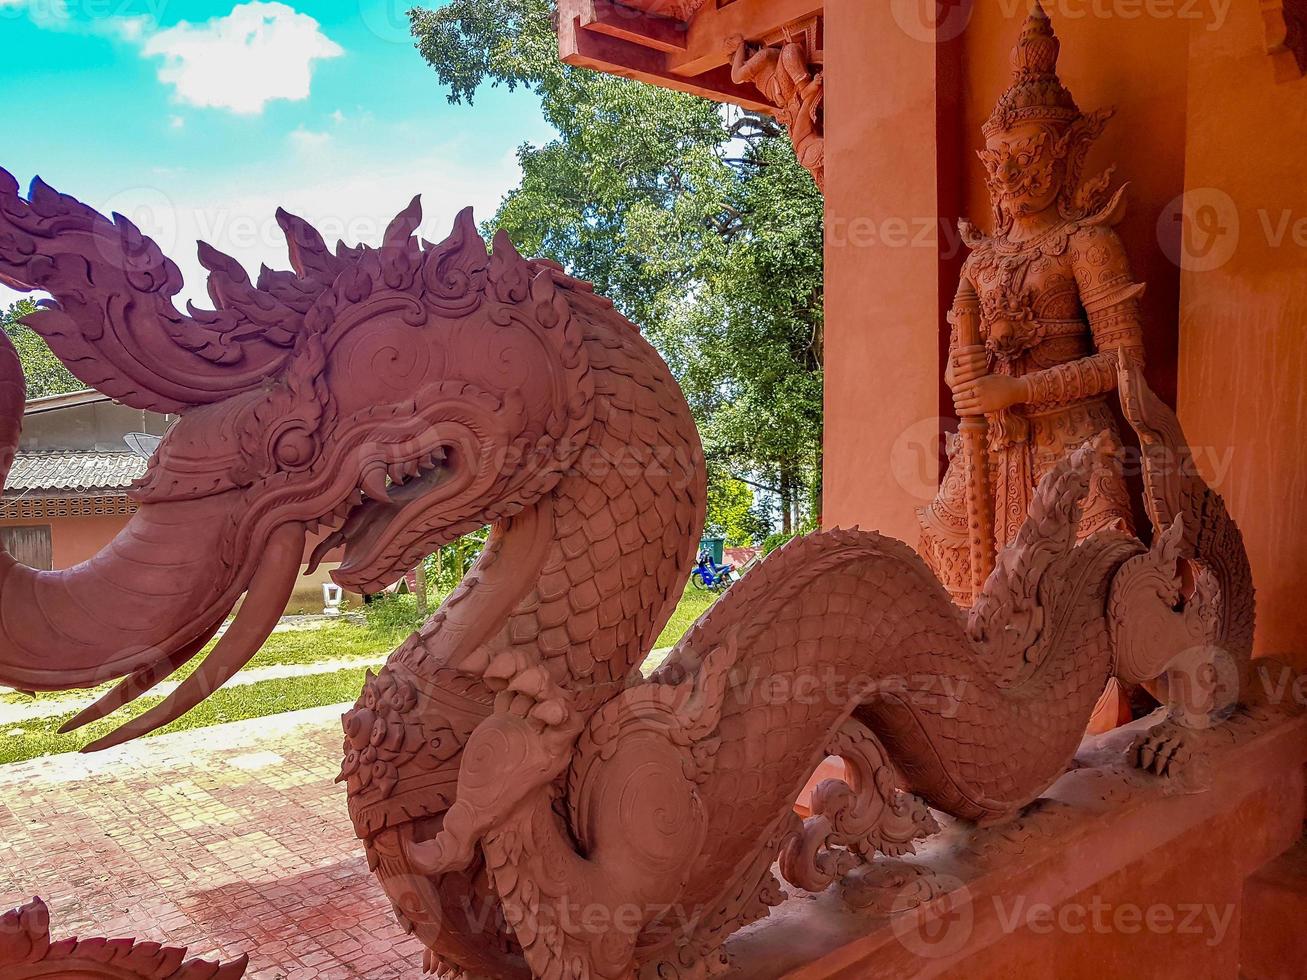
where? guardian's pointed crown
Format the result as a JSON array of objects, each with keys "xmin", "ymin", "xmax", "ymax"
[{"xmin": 983, "ymin": 2, "xmax": 1083, "ymax": 137}]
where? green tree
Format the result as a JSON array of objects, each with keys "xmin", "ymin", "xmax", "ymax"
[
  {"xmin": 411, "ymin": 0, "xmax": 824, "ymax": 535},
  {"xmin": 2, "ymin": 299, "xmax": 83, "ymax": 399},
  {"xmin": 704, "ymin": 472, "xmax": 768, "ymax": 547}
]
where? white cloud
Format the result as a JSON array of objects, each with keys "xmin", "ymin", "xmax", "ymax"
[
  {"xmin": 2, "ymin": 142, "xmax": 523, "ymax": 323},
  {"xmin": 0, "ymin": 284, "xmax": 34, "ymax": 311},
  {"xmin": 169, "ymin": 114, "xmax": 185, "ymax": 129},
  {"xmin": 288, "ymin": 126, "xmax": 330, "ymax": 151},
  {"xmin": 142, "ymin": 2, "xmax": 343, "ymax": 115},
  {"xmin": 175, "ymin": 150, "xmax": 520, "ymax": 301},
  {"xmin": 112, "ymin": 15, "xmax": 151, "ymax": 42},
  {"xmin": 1, "ymin": 0, "xmax": 158, "ymax": 41}
]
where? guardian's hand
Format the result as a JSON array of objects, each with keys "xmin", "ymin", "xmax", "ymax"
[
  {"xmin": 945, "ymin": 344, "xmax": 989, "ymax": 392},
  {"xmin": 954, "ymin": 374, "xmax": 1029, "ymax": 417}
]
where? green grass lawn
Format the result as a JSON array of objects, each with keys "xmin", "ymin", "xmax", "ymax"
[
  {"xmin": 653, "ymin": 584, "xmax": 718, "ymax": 650},
  {"xmin": 0, "ymin": 583, "xmax": 724, "ymax": 765},
  {"xmin": 0, "ymin": 618, "xmax": 408, "ymax": 707},
  {"xmin": 0, "ymin": 667, "xmax": 372, "ymax": 766}
]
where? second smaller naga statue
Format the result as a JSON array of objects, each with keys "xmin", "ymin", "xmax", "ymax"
[{"xmin": 919, "ymin": 3, "xmax": 1143, "ymax": 609}]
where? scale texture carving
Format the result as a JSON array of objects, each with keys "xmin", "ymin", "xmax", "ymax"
[
  {"xmin": 0, "ymin": 897, "xmax": 247, "ymax": 979},
  {"xmin": 0, "ymin": 166, "xmax": 1253, "ymax": 977},
  {"xmin": 0, "ymin": 13, "xmax": 1258, "ymax": 968}
]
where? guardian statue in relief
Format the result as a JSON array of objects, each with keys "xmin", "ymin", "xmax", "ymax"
[
  {"xmin": 0, "ymin": 6, "xmax": 1265, "ymax": 980},
  {"xmin": 919, "ymin": 3, "xmax": 1144, "ymax": 608}
]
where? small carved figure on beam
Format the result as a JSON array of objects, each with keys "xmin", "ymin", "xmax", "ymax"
[
  {"xmin": 0, "ymin": 8, "xmax": 1265, "ymax": 977},
  {"xmin": 726, "ymin": 27, "xmax": 825, "ymax": 189}
]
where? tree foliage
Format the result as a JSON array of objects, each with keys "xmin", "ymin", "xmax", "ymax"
[
  {"xmin": 2, "ymin": 299, "xmax": 83, "ymax": 399},
  {"xmin": 704, "ymin": 472, "xmax": 768, "ymax": 547},
  {"xmin": 411, "ymin": 0, "xmax": 824, "ymax": 541}
]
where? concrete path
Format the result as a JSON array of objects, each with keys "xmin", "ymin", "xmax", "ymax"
[
  {"xmin": 0, "ymin": 641, "xmax": 682, "ymax": 976},
  {"xmin": 0, "ymin": 656, "xmax": 389, "ymax": 726},
  {"xmin": 0, "ymin": 644, "xmax": 675, "ymax": 728}
]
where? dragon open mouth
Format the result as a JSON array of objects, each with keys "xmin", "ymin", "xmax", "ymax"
[{"xmin": 308, "ymin": 446, "xmax": 452, "ymax": 586}]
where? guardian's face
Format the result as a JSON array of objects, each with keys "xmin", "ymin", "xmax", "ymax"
[{"xmin": 980, "ymin": 122, "xmax": 1063, "ymax": 218}]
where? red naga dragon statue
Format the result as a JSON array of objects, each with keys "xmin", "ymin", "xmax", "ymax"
[{"xmin": 0, "ymin": 168, "xmax": 1255, "ymax": 979}]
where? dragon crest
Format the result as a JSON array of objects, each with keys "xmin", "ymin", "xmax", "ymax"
[{"xmin": 0, "ymin": 171, "xmax": 1254, "ymax": 979}]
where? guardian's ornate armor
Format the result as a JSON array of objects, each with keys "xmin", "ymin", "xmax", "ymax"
[
  {"xmin": 0, "ymin": 7, "xmax": 1262, "ymax": 980},
  {"xmin": 918, "ymin": 6, "xmax": 1146, "ymax": 605},
  {"xmin": 921, "ymin": 192, "xmax": 1145, "ymax": 602}
]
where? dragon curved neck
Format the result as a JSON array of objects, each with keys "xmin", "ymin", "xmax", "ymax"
[
  {"xmin": 405, "ymin": 307, "xmax": 706, "ymax": 710},
  {"xmin": 461, "ymin": 521, "xmax": 1142, "ymax": 978},
  {"xmin": 352, "ymin": 304, "xmax": 706, "ymax": 974}
]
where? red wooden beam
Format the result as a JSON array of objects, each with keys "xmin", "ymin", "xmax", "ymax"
[
  {"xmin": 584, "ymin": 0, "xmax": 689, "ymax": 54},
  {"xmin": 558, "ymin": 0, "xmax": 773, "ymax": 112},
  {"xmin": 666, "ymin": 0, "xmax": 825, "ymax": 77}
]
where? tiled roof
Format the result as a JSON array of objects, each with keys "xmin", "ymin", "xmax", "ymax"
[{"xmin": 3, "ymin": 452, "xmax": 146, "ymax": 493}]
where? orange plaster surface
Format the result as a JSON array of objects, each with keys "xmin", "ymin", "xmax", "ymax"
[
  {"xmin": 0, "ymin": 514, "xmax": 127, "ymax": 569},
  {"xmin": 1241, "ymin": 838, "xmax": 1307, "ymax": 980},
  {"xmin": 822, "ymin": 2, "xmax": 951, "ymax": 542},
  {"xmin": 1175, "ymin": 1, "xmax": 1307, "ymax": 665},
  {"xmin": 824, "ymin": 5, "xmax": 1194, "ymax": 541},
  {"xmin": 722, "ymin": 715, "xmax": 1307, "ymax": 979},
  {"xmin": 559, "ymin": 3, "xmax": 1305, "ymax": 668},
  {"xmin": 825, "ymin": 2, "xmax": 1305, "ymax": 668}
]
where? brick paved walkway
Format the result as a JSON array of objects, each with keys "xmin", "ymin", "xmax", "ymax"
[{"xmin": 0, "ymin": 705, "xmax": 427, "ymax": 979}]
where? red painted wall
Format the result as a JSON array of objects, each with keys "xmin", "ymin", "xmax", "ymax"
[
  {"xmin": 823, "ymin": 2, "xmax": 955, "ymax": 542},
  {"xmin": 0, "ymin": 515, "xmax": 127, "ymax": 569},
  {"xmin": 824, "ymin": 5, "xmax": 1192, "ymax": 540},
  {"xmin": 824, "ymin": 3, "xmax": 1303, "ymax": 661},
  {"xmin": 1176, "ymin": 4, "xmax": 1307, "ymax": 663}
]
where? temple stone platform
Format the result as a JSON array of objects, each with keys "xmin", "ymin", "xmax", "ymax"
[
  {"xmin": 1, "ymin": 704, "xmax": 1303, "ymax": 978},
  {"xmin": 730, "ymin": 710, "xmax": 1307, "ymax": 979}
]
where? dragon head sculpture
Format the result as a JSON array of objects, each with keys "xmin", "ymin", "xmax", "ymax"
[
  {"xmin": 0, "ymin": 166, "xmax": 1262, "ymax": 980},
  {"xmin": 0, "ymin": 170, "xmax": 596, "ymax": 747}
]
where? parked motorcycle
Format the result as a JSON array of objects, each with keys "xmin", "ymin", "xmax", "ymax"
[{"xmin": 691, "ymin": 550, "xmax": 736, "ymax": 592}]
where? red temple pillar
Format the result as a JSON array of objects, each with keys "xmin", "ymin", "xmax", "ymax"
[{"xmin": 821, "ymin": 2, "xmax": 965, "ymax": 540}]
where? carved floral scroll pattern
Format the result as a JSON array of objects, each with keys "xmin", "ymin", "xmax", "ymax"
[
  {"xmin": 0, "ymin": 10, "xmax": 1269, "ymax": 974},
  {"xmin": 778, "ymin": 719, "xmax": 940, "ymax": 895}
]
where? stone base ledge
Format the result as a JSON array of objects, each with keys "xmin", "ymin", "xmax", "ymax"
[{"xmin": 724, "ymin": 709, "xmax": 1307, "ymax": 979}]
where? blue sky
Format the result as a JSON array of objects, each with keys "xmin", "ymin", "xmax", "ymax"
[{"xmin": 0, "ymin": 0, "xmax": 553, "ymax": 307}]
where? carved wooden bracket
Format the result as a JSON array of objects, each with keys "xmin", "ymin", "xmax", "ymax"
[
  {"xmin": 0, "ymin": 11, "xmax": 1265, "ymax": 973},
  {"xmin": 1263, "ymin": 0, "xmax": 1307, "ymax": 80},
  {"xmin": 560, "ymin": 1, "xmax": 827, "ymax": 188},
  {"xmin": 558, "ymin": 0, "xmax": 825, "ymax": 114},
  {"xmin": 618, "ymin": 0, "xmax": 713, "ymax": 20},
  {"xmin": 726, "ymin": 17, "xmax": 826, "ymax": 188}
]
